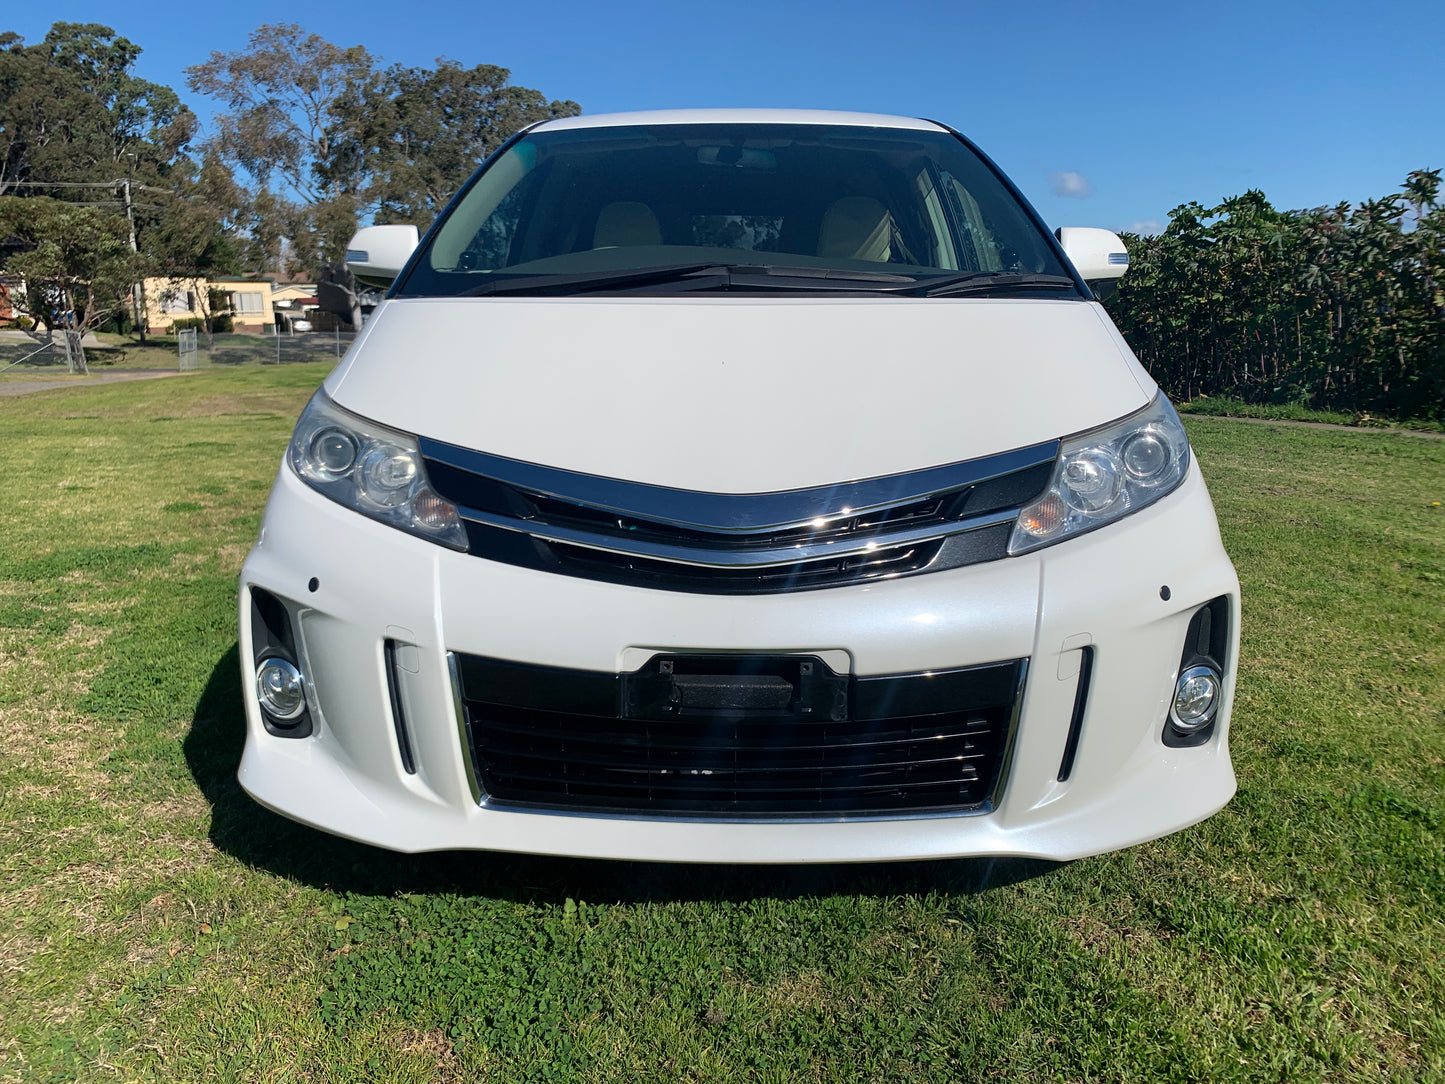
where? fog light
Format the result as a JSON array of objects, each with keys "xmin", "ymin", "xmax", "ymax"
[
  {"xmin": 1170, "ymin": 665, "xmax": 1221, "ymax": 732},
  {"xmin": 257, "ymin": 657, "xmax": 306, "ymax": 721}
]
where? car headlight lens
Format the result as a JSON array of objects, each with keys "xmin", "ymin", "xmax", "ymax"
[
  {"xmin": 1009, "ymin": 393, "xmax": 1190, "ymax": 555},
  {"xmin": 288, "ymin": 390, "xmax": 468, "ymax": 550}
]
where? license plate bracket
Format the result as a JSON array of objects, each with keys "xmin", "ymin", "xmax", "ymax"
[{"xmin": 621, "ymin": 653, "xmax": 848, "ymax": 722}]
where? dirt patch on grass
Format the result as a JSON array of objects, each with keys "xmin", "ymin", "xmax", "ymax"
[
  {"xmin": 163, "ymin": 393, "xmax": 298, "ymax": 420},
  {"xmin": 215, "ymin": 543, "xmax": 251, "ymax": 573},
  {"xmin": 394, "ymin": 1027, "xmax": 464, "ymax": 1082},
  {"xmin": 0, "ymin": 704, "xmax": 111, "ymax": 796}
]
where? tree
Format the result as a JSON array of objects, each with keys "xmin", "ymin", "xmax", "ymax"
[
  {"xmin": 0, "ymin": 24, "xmax": 195, "ymax": 197},
  {"xmin": 186, "ymin": 24, "xmax": 375, "ymax": 206},
  {"xmin": 0, "ymin": 23, "xmax": 209, "ymax": 348},
  {"xmin": 338, "ymin": 59, "xmax": 580, "ymax": 226},
  {"xmin": 148, "ymin": 152, "xmax": 247, "ymax": 344},
  {"xmin": 186, "ymin": 25, "xmax": 379, "ymax": 326},
  {"xmin": 0, "ymin": 196, "xmax": 145, "ymax": 371},
  {"xmin": 187, "ymin": 25, "xmax": 581, "ymax": 327}
]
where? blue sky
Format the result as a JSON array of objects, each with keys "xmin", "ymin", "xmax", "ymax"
[{"xmin": 9, "ymin": 1, "xmax": 1442, "ymax": 233}]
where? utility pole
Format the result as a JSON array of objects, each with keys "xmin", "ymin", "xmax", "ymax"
[{"xmin": 118, "ymin": 167, "xmax": 147, "ymax": 344}]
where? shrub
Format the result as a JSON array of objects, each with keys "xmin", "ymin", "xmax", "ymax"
[{"xmin": 167, "ymin": 314, "xmax": 233, "ymax": 334}]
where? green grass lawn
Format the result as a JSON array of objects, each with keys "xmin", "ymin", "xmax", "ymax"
[
  {"xmin": 1176, "ymin": 394, "xmax": 1445, "ymax": 434},
  {"xmin": 0, "ymin": 368, "xmax": 1441, "ymax": 1083}
]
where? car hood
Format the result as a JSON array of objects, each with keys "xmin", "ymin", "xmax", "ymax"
[{"xmin": 327, "ymin": 296, "xmax": 1155, "ymax": 494}]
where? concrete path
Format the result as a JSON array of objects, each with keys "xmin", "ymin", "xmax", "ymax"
[{"xmin": 0, "ymin": 370, "xmax": 187, "ymax": 397}]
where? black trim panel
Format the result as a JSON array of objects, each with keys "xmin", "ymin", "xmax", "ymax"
[
  {"xmin": 383, "ymin": 640, "xmax": 417, "ymax": 774},
  {"xmin": 1057, "ymin": 646, "xmax": 1093, "ymax": 781}
]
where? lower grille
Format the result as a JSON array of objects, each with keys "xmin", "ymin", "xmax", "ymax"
[{"xmin": 454, "ymin": 652, "xmax": 1025, "ymax": 818}]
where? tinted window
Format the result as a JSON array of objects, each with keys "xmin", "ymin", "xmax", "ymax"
[{"xmin": 401, "ymin": 123, "xmax": 1069, "ymax": 296}]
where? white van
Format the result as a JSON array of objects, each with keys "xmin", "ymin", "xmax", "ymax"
[{"xmin": 240, "ymin": 110, "xmax": 1239, "ymax": 863}]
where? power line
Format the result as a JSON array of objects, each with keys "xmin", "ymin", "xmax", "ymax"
[
  {"xmin": 0, "ymin": 198, "xmax": 165, "ymax": 210},
  {"xmin": 2, "ymin": 179, "xmax": 175, "ymax": 195},
  {"xmin": 2, "ymin": 180, "xmax": 122, "ymax": 189}
]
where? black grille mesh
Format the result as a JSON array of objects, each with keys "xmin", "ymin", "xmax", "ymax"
[{"xmin": 455, "ymin": 653, "xmax": 1023, "ymax": 818}]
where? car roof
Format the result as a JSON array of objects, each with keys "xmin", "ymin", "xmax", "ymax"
[{"xmin": 533, "ymin": 108, "xmax": 947, "ymax": 133}]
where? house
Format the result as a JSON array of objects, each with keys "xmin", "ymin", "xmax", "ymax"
[
  {"xmin": 269, "ymin": 274, "xmax": 320, "ymax": 331},
  {"xmin": 142, "ymin": 275, "xmax": 319, "ymax": 334},
  {"xmin": 0, "ymin": 274, "xmax": 21, "ymax": 322}
]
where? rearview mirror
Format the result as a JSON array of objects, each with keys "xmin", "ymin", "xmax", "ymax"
[
  {"xmin": 346, "ymin": 224, "xmax": 420, "ymax": 289},
  {"xmin": 1056, "ymin": 227, "xmax": 1129, "ymax": 296}
]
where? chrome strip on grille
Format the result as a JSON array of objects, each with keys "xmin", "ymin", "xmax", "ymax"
[
  {"xmin": 456, "ymin": 503, "xmax": 1019, "ymax": 569},
  {"xmin": 420, "ymin": 437, "xmax": 1056, "ymax": 591},
  {"xmin": 418, "ymin": 436, "xmax": 1058, "ymax": 534}
]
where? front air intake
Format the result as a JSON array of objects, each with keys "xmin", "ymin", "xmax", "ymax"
[{"xmin": 452, "ymin": 652, "xmax": 1027, "ymax": 818}]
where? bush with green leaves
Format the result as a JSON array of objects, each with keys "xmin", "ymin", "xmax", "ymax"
[{"xmin": 1106, "ymin": 170, "xmax": 1444, "ymax": 421}]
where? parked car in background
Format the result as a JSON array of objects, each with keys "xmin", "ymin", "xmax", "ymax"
[{"xmin": 239, "ymin": 109, "xmax": 1239, "ymax": 863}]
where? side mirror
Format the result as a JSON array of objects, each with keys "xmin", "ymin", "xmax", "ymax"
[
  {"xmin": 1056, "ymin": 227, "xmax": 1129, "ymax": 297},
  {"xmin": 346, "ymin": 224, "xmax": 420, "ymax": 289}
]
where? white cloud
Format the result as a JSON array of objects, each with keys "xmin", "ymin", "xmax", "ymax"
[
  {"xmin": 1127, "ymin": 219, "xmax": 1163, "ymax": 236},
  {"xmin": 1050, "ymin": 171, "xmax": 1092, "ymax": 199}
]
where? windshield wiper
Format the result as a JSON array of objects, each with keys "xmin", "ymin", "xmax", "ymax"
[
  {"xmin": 459, "ymin": 263, "xmax": 924, "ymax": 297},
  {"xmin": 456, "ymin": 263, "xmax": 1075, "ymax": 298},
  {"xmin": 912, "ymin": 271, "xmax": 1078, "ymax": 297},
  {"xmin": 459, "ymin": 263, "xmax": 730, "ymax": 297}
]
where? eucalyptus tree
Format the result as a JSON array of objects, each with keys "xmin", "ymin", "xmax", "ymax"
[
  {"xmin": 0, "ymin": 23, "xmax": 195, "ymax": 197},
  {"xmin": 185, "ymin": 23, "xmax": 376, "ymax": 325},
  {"xmin": 187, "ymin": 25, "xmax": 581, "ymax": 326},
  {"xmin": 337, "ymin": 59, "xmax": 580, "ymax": 227}
]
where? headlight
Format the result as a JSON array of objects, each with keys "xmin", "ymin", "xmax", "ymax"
[
  {"xmin": 288, "ymin": 390, "xmax": 468, "ymax": 550},
  {"xmin": 1009, "ymin": 393, "xmax": 1190, "ymax": 555}
]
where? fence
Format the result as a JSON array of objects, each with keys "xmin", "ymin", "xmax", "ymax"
[
  {"xmin": 1, "ymin": 329, "xmax": 358, "ymax": 375},
  {"xmin": 177, "ymin": 328, "xmax": 199, "ymax": 371},
  {"xmin": 186, "ymin": 329, "xmax": 359, "ymax": 368},
  {"xmin": 0, "ymin": 338, "xmax": 58, "ymax": 372},
  {"xmin": 2, "ymin": 335, "xmax": 88, "ymax": 374}
]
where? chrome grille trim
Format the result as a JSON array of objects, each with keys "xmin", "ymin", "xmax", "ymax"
[
  {"xmin": 457, "ymin": 503, "xmax": 1018, "ymax": 568},
  {"xmin": 418, "ymin": 436, "xmax": 1059, "ymax": 534}
]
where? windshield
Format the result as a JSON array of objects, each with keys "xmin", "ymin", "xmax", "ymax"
[{"xmin": 398, "ymin": 122, "xmax": 1075, "ymax": 297}]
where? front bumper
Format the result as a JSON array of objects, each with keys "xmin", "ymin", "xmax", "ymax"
[{"xmin": 237, "ymin": 462, "xmax": 1239, "ymax": 863}]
